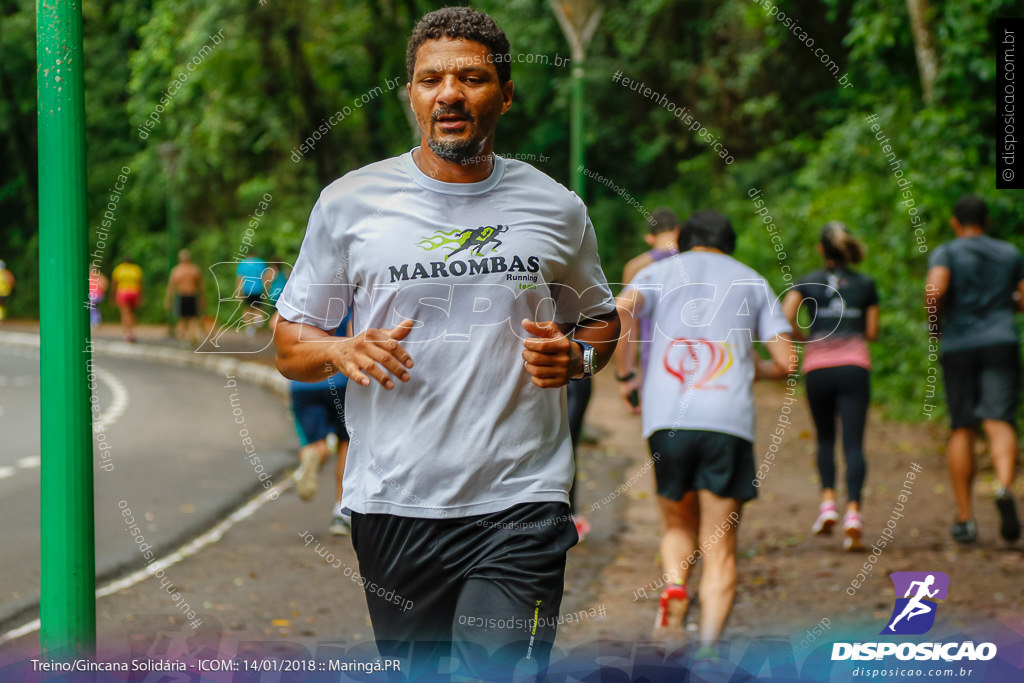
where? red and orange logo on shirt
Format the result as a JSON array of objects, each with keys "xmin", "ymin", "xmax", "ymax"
[{"xmin": 662, "ymin": 338, "xmax": 733, "ymax": 390}]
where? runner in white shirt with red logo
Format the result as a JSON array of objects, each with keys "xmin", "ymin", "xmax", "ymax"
[{"xmin": 614, "ymin": 210, "xmax": 795, "ymax": 651}]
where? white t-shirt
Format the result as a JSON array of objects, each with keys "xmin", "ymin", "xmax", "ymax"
[
  {"xmin": 626, "ymin": 251, "xmax": 791, "ymax": 442},
  {"xmin": 276, "ymin": 150, "xmax": 614, "ymax": 518}
]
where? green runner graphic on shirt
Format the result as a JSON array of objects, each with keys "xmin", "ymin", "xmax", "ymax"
[{"xmin": 417, "ymin": 225, "xmax": 509, "ymax": 261}]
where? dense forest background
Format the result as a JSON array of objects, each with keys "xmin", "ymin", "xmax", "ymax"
[{"xmin": 2, "ymin": 0, "xmax": 1023, "ymax": 418}]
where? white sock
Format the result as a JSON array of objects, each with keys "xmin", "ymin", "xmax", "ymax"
[{"xmin": 333, "ymin": 502, "xmax": 347, "ymax": 518}]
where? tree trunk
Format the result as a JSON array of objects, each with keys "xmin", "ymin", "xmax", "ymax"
[{"xmin": 905, "ymin": 0, "xmax": 939, "ymax": 104}]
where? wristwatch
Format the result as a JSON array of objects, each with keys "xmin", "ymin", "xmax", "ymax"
[{"xmin": 571, "ymin": 340, "xmax": 596, "ymax": 381}]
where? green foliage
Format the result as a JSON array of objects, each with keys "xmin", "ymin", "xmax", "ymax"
[{"xmin": 3, "ymin": 0, "xmax": 1022, "ymax": 420}]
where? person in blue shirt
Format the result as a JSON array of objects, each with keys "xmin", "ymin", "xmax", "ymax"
[
  {"xmin": 282, "ymin": 314, "xmax": 352, "ymax": 534},
  {"xmin": 235, "ymin": 254, "xmax": 270, "ymax": 336},
  {"xmin": 267, "ymin": 258, "xmax": 289, "ymax": 304}
]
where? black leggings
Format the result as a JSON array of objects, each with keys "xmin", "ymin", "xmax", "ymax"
[{"xmin": 805, "ymin": 366, "xmax": 870, "ymax": 504}]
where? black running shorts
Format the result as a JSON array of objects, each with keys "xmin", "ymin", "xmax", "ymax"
[
  {"xmin": 940, "ymin": 343, "xmax": 1021, "ymax": 430},
  {"xmin": 174, "ymin": 294, "xmax": 198, "ymax": 319},
  {"xmin": 648, "ymin": 429, "xmax": 758, "ymax": 502},
  {"xmin": 350, "ymin": 501, "xmax": 577, "ymax": 682}
]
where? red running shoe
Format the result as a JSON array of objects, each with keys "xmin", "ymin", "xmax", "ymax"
[
  {"xmin": 574, "ymin": 515, "xmax": 591, "ymax": 542},
  {"xmin": 655, "ymin": 584, "xmax": 689, "ymax": 629}
]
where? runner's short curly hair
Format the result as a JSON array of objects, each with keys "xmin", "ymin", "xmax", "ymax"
[{"xmin": 406, "ymin": 7, "xmax": 511, "ymax": 85}]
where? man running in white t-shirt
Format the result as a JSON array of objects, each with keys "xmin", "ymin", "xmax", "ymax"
[
  {"xmin": 272, "ymin": 7, "xmax": 619, "ymax": 680},
  {"xmin": 615, "ymin": 211, "xmax": 794, "ymax": 649}
]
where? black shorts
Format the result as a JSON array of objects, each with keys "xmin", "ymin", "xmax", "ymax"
[
  {"xmin": 290, "ymin": 386, "xmax": 349, "ymax": 444},
  {"xmin": 174, "ymin": 294, "xmax": 198, "ymax": 319},
  {"xmin": 244, "ymin": 292, "xmax": 262, "ymax": 308},
  {"xmin": 940, "ymin": 343, "xmax": 1020, "ymax": 430},
  {"xmin": 649, "ymin": 429, "xmax": 757, "ymax": 502},
  {"xmin": 350, "ymin": 502, "xmax": 577, "ymax": 681}
]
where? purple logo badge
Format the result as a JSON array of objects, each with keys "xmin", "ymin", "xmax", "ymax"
[{"xmin": 882, "ymin": 571, "xmax": 949, "ymax": 635}]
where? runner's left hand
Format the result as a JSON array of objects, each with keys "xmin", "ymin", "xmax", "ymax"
[{"xmin": 521, "ymin": 319, "xmax": 580, "ymax": 388}]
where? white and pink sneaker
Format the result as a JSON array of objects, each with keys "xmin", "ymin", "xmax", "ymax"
[
  {"xmin": 842, "ymin": 510, "xmax": 864, "ymax": 551},
  {"xmin": 812, "ymin": 501, "xmax": 840, "ymax": 535}
]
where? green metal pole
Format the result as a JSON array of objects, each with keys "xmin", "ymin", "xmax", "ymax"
[
  {"xmin": 570, "ymin": 62, "xmax": 586, "ymax": 201},
  {"xmin": 37, "ymin": 0, "xmax": 96, "ymax": 658}
]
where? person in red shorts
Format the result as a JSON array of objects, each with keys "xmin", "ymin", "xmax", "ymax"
[
  {"xmin": 0, "ymin": 260, "xmax": 14, "ymax": 322},
  {"xmin": 112, "ymin": 256, "xmax": 143, "ymax": 342}
]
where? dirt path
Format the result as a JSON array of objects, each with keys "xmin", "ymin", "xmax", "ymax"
[{"xmin": 558, "ymin": 371, "xmax": 1024, "ymax": 651}]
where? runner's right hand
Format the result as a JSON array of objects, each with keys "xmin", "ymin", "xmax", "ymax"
[{"xmin": 335, "ymin": 319, "xmax": 415, "ymax": 389}]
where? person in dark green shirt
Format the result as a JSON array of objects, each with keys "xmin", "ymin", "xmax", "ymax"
[{"xmin": 926, "ymin": 195, "xmax": 1024, "ymax": 544}]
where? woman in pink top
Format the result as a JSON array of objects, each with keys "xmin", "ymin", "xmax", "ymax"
[{"xmin": 783, "ymin": 223, "xmax": 879, "ymax": 551}]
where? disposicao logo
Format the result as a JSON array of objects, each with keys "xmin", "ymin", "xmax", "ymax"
[
  {"xmin": 882, "ymin": 571, "xmax": 948, "ymax": 635},
  {"xmin": 831, "ymin": 571, "xmax": 997, "ymax": 662}
]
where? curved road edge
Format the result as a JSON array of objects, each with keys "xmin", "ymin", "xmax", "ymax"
[
  {"xmin": 0, "ymin": 330, "xmax": 288, "ymax": 399},
  {"xmin": 0, "ymin": 330, "xmax": 294, "ymax": 637}
]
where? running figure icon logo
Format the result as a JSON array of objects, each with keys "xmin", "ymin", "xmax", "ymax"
[
  {"xmin": 417, "ymin": 225, "xmax": 509, "ymax": 260},
  {"xmin": 882, "ymin": 571, "xmax": 949, "ymax": 635}
]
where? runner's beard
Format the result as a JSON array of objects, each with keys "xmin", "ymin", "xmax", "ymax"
[{"xmin": 427, "ymin": 134, "xmax": 485, "ymax": 163}]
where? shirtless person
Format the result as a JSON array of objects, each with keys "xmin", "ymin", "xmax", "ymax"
[{"xmin": 164, "ymin": 249, "xmax": 204, "ymax": 343}]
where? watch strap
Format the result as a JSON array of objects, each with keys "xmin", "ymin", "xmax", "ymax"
[{"xmin": 571, "ymin": 340, "xmax": 595, "ymax": 380}]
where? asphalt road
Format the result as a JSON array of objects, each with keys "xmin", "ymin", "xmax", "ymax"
[
  {"xmin": 0, "ymin": 366, "xmax": 633, "ymax": 663},
  {"xmin": 0, "ymin": 344, "xmax": 297, "ymax": 628}
]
